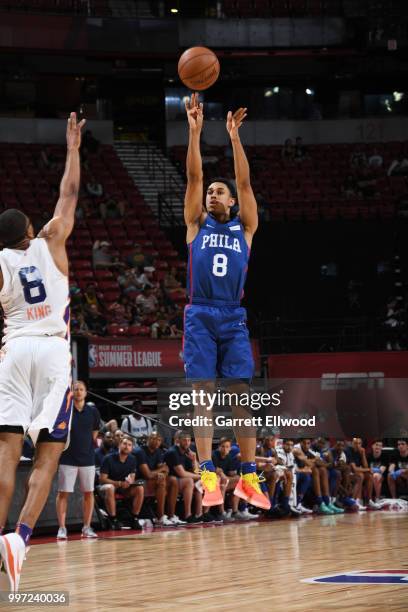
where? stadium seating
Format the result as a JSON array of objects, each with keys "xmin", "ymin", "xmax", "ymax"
[
  {"xmin": 0, "ymin": 142, "xmax": 187, "ymax": 309},
  {"xmin": 170, "ymin": 141, "xmax": 407, "ymax": 221}
]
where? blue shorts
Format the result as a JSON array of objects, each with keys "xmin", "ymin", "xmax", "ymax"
[{"xmin": 183, "ymin": 304, "xmax": 255, "ymax": 381}]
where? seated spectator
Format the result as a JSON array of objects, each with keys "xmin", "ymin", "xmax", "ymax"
[
  {"xmin": 86, "ymin": 175, "xmax": 104, "ymax": 198},
  {"xmin": 127, "ymin": 243, "xmax": 153, "ymax": 269},
  {"xmin": 212, "ymin": 437, "xmax": 240, "ymax": 519},
  {"xmin": 294, "ymin": 136, "xmax": 307, "ymax": 162},
  {"xmin": 136, "ymin": 287, "xmax": 159, "ymax": 314},
  {"xmin": 107, "ymin": 300, "xmax": 131, "ymax": 326},
  {"xmin": 83, "ymin": 283, "xmax": 104, "ymax": 311},
  {"xmin": 388, "ymin": 156, "xmax": 408, "ymax": 177},
  {"xmin": 151, "ymin": 318, "xmax": 172, "ymax": 339},
  {"xmin": 71, "ymin": 310, "xmax": 89, "ymax": 335},
  {"xmin": 281, "ymin": 138, "xmax": 295, "ymax": 162},
  {"xmin": 100, "ymin": 196, "xmax": 125, "ymax": 220},
  {"xmin": 121, "ymin": 399, "xmax": 153, "ymax": 441},
  {"xmin": 164, "ymin": 432, "xmax": 202, "ymax": 524},
  {"xmin": 92, "ymin": 240, "xmax": 115, "ymax": 269},
  {"xmin": 84, "ymin": 303, "xmax": 107, "ymax": 336},
  {"xmin": 118, "ymin": 268, "xmax": 144, "ymax": 294},
  {"xmin": 95, "ymin": 431, "xmax": 114, "ymax": 469},
  {"xmin": 99, "ymin": 418, "xmax": 119, "ymax": 435},
  {"xmin": 346, "ymin": 437, "xmax": 380, "ymax": 510},
  {"xmin": 368, "ymin": 148, "xmax": 384, "ymax": 168},
  {"xmin": 164, "ymin": 267, "xmax": 182, "ymax": 290},
  {"xmin": 294, "ymin": 439, "xmax": 341, "ymax": 514},
  {"xmin": 384, "ymin": 297, "xmax": 405, "ymax": 351},
  {"xmin": 350, "ymin": 146, "xmax": 367, "ymax": 168},
  {"xmin": 366, "ymin": 439, "xmax": 387, "ymax": 502},
  {"xmin": 169, "ymin": 306, "xmax": 183, "ymax": 338},
  {"xmin": 99, "ymin": 436, "xmax": 143, "ymax": 530},
  {"xmin": 387, "ymin": 439, "xmax": 408, "ymax": 498},
  {"xmin": 39, "ymin": 146, "xmax": 60, "ymax": 170},
  {"xmin": 112, "ymin": 429, "xmax": 124, "ymax": 451},
  {"xmin": 135, "ymin": 432, "xmax": 175, "ymax": 526}
]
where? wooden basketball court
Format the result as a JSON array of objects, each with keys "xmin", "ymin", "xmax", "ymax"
[{"xmin": 14, "ymin": 513, "xmax": 408, "ymax": 611}]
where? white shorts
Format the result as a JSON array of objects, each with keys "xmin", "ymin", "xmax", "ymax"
[
  {"xmin": 58, "ymin": 464, "xmax": 96, "ymax": 493},
  {"xmin": 0, "ymin": 336, "xmax": 72, "ymax": 445}
]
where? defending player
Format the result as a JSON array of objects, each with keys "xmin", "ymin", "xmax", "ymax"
[
  {"xmin": 0, "ymin": 112, "xmax": 85, "ymax": 591},
  {"xmin": 183, "ymin": 93, "xmax": 270, "ymax": 511}
]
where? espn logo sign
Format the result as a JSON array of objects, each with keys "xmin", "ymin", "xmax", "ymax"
[{"xmin": 321, "ymin": 372, "xmax": 385, "ymax": 391}]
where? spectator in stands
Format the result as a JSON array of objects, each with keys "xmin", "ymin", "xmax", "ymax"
[
  {"xmin": 118, "ymin": 268, "xmax": 144, "ymax": 294},
  {"xmin": 112, "ymin": 429, "xmax": 124, "ymax": 451},
  {"xmin": 86, "ymin": 175, "xmax": 104, "ymax": 198},
  {"xmin": 169, "ymin": 305, "xmax": 183, "ymax": 338},
  {"xmin": 384, "ymin": 296, "xmax": 405, "ymax": 351},
  {"xmin": 100, "ymin": 196, "xmax": 126, "ymax": 220},
  {"xmin": 135, "ymin": 432, "xmax": 174, "ymax": 526},
  {"xmin": 136, "ymin": 287, "xmax": 159, "ymax": 314},
  {"xmin": 294, "ymin": 439, "xmax": 340, "ymax": 514},
  {"xmin": 366, "ymin": 440, "xmax": 387, "ymax": 502},
  {"xmin": 84, "ymin": 303, "xmax": 107, "ymax": 336},
  {"xmin": 39, "ymin": 146, "xmax": 60, "ymax": 171},
  {"xmin": 95, "ymin": 431, "xmax": 114, "ymax": 469},
  {"xmin": 92, "ymin": 240, "xmax": 115, "ymax": 269},
  {"xmin": 281, "ymin": 138, "xmax": 295, "ymax": 162},
  {"xmin": 83, "ymin": 283, "xmax": 104, "ymax": 311},
  {"xmin": 99, "ymin": 435, "xmax": 143, "ymax": 530},
  {"xmin": 388, "ymin": 155, "xmax": 408, "ymax": 177},
  {"xmin": 212, "ymin": 437, "xmax": 241, "ymax": 520},
  {"xmin": 127, "ymin": 243, "xmax": 153, "ymax": 269},
  {"xmin": 56, "ymin": 380, "xmax": 100, "ymax": 539},
  {"xmin": 151, "ymin": 318, "xmax": 172, "ymax": 339},
  {"xmin": 350, "ymin": 146, "xmax": 367, "ymax": 168},
  {"xmin": 164, "ymin": 432, "xmax": 203, "ymax": 524},
  {"xmin": 294, "ymin": 136, "xmax": 307, "ymax": 162},
  {"xmin": 347, "ymin": 438, "xmax": 380, "ymax": 510},
  {"xmin": 71, "ymin": 310, "xmax": 89, "ymax": 335},
  {"xmin": 107, "ymin": 300, "xmax": 132, "ymax": 326},
  {"xmin": 368, "ymin": 148, "xmax": 384, "ymax": 168},
  {"xmin": 387, "ymin": 439, "xmax": 408, "ymax": 498},
  {"xmin": 121, "ymin": 399, "xmax": 153, "ymax": 441}
]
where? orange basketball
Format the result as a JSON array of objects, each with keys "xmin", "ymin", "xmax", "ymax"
[{"xmin": 178, "ymin": 46, "xmax": 220, "ymax": 91}]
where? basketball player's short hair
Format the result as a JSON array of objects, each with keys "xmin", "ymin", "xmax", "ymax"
[
  {"xmin": 208, "ymin": 177, "xmax": 237, "ymax": 200},
  {"xmin": 0, "ymin": 209, "xmax": 29, "ymax": 249}
]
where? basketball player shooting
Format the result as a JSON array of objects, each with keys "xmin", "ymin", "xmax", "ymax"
[
  {"xmin": 183, "ymin": 93, "xmax": 270, "ymax": 511},
  {"xmin": 0, "ymin": 112, "xmax": 85, "ymax": 591}
]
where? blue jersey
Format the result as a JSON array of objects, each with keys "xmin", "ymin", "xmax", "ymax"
[{"xmin": 187, "ymin": 217, "xmax": 249, "ymax": 306}]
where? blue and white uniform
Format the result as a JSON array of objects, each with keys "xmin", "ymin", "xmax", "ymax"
[{"xmin": 183, "ymin": 216, "xmax": 254, "ymax": 380}]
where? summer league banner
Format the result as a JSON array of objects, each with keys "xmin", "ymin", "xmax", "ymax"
[{"xmin": 157, "ymin": 377, "xmax": 408, "ymax": 439}]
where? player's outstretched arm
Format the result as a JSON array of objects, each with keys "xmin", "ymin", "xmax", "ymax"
[
  {"xmin": 227, "ymin": 108, "xmax": 258, "ymax": 237},
  {"xmin": 41, "ymin": 112, "xmax": 86, "ymax": 242},
  {"xmin": 184, "ymin": 93, "xmax": 205, "ymax": 230}
]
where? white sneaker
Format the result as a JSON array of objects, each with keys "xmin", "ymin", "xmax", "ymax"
[
  {"xmin": 356, "ymin": 500, "xmax": 367, "ymax": 511},
  {"xmin": 221, "ymin": 511, "xmax": 235, "ymax": 522},
  {"xmin": 240, "ymin": 508, "xmax": 259, "ymax": 520},
  {"xmin": 169, "ymin": 515, "xmax": 187, "ymax": 526},
  {"xmin": 368, "ymin": 500, "xmax": 381, "ymax": 510},
  {"xmin": 157, "ymin": 515, "xmax": 174, "ymax": 527},
  {"xmin": 0, "ymin": 533, "xmax": 26, "ymax": 592},
  {"xmin": 57, "ymin": 527, "xmax": 67, "ymax": 540},
  {"xmin": 297, "ymin": 503, "xmax": 313, "ymax": 514},
  {"xmin": 81, "ymin": 526, "xmax": 98, "ymax": 538}
]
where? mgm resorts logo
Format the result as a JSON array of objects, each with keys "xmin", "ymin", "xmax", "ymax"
[{"xmin": 321, "ymin": 372, "xmax": 385, "ymax": 391}]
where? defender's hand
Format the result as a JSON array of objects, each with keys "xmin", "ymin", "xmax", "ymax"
[
  {"xmin": 185, "ymin": 92, "xmax": 203, "ymax": 133},
  {"xmin": 66, "ymin": 111, "xmax": 86, "ymax": 151}
]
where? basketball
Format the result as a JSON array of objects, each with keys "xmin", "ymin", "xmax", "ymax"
[{"xmin": 178, "ymin": 46, "xmax": 220, "ymax": 91}]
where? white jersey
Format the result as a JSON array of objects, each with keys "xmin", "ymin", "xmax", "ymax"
[
  {"xmin": 276, "ymin": 447, "xmax": 295, "ymax": 469},
  {"xmin": 0, "ymin": 237, "xmax": 69, "ymax": 344}
]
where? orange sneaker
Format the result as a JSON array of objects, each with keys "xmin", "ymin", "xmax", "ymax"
[
  {"xmin": 234, "ymin": 473, "xmax": 271, "ymax": 510},
  {"xmin": 200, "ymin": 469, "xmax": 223, "ymax": 507}
]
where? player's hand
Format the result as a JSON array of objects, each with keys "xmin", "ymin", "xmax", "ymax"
[
  {"xmin": 185, "ymin": 92, "xmax": 203, "ymax": 133},
  {"xmin": 66, "ymin": 112, "xmax": 86, "ymax": 151},
  {"xmin": 226, "ymin": 107, "xmax": 247, "ymax": 140},
  {"xmin": 121, "ymin": 481, "xmax": 131, "ymax": 489}
]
